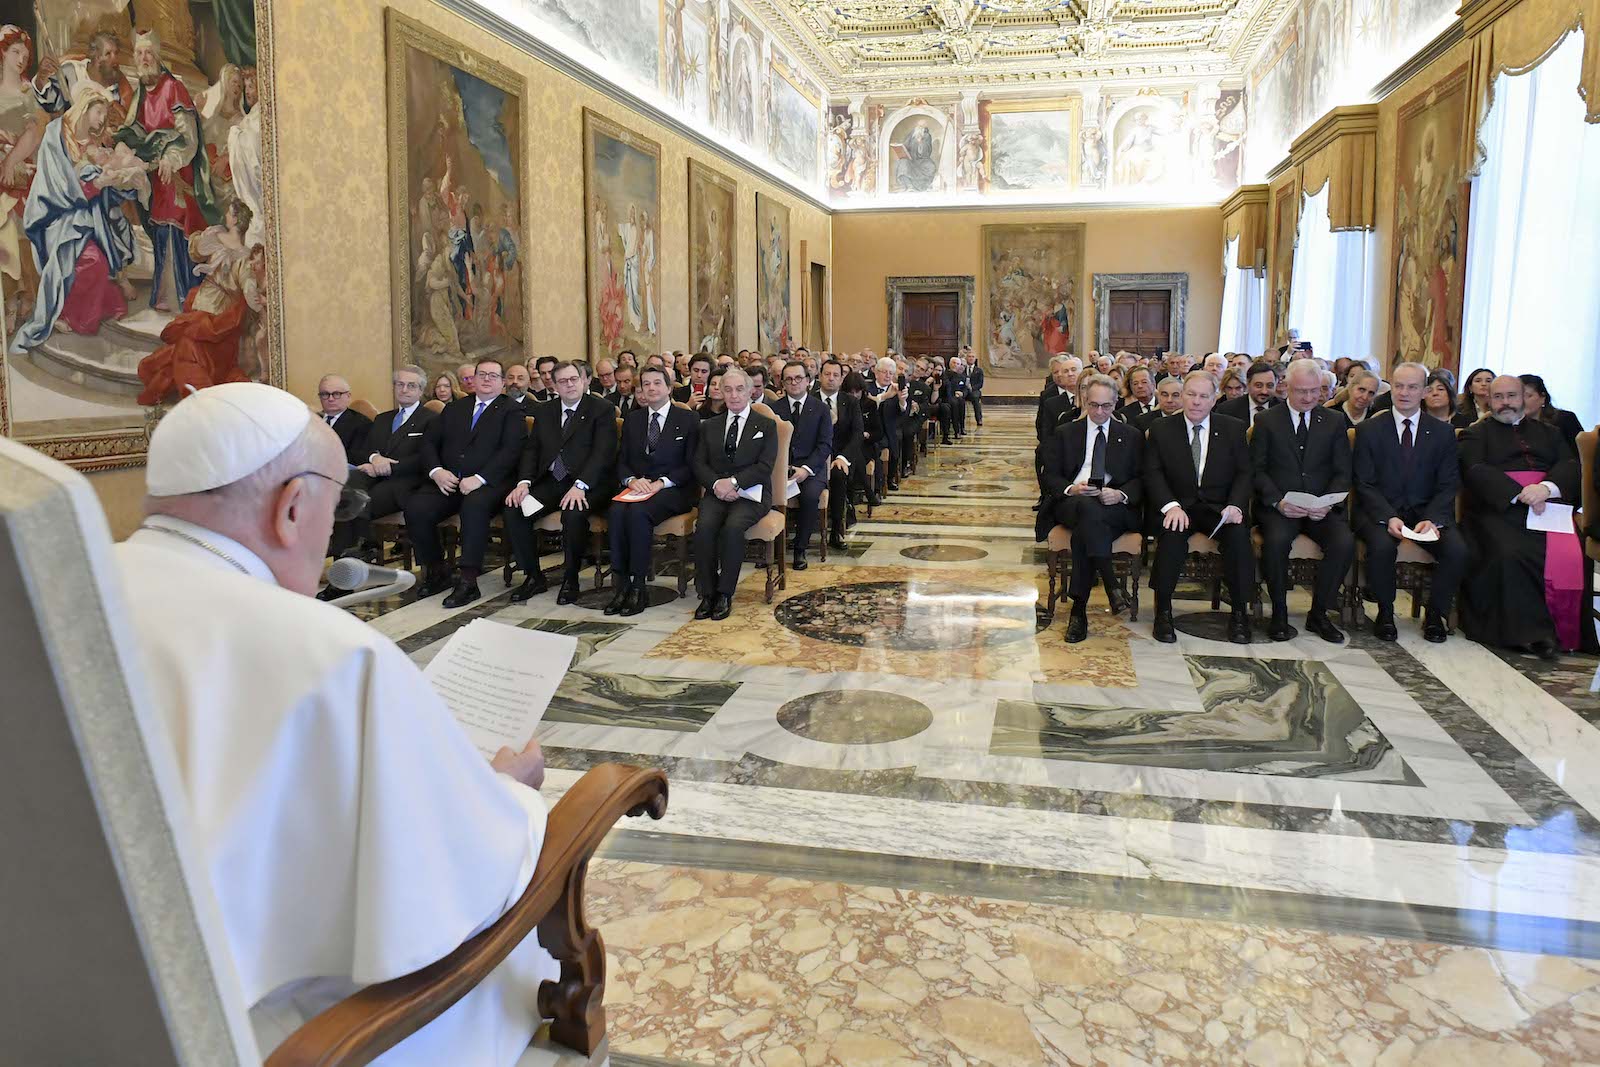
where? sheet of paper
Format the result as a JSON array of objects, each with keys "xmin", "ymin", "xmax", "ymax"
[
  {"xmin": 1208, "ymin": 516, "xmax": 1227, "ymax": 539},
  {"xmin": 737, "ymin": 483, "xmax": 764, "ymax": 503},
  {"xmin": 785, "ymin": 479, "xmax": 800, "ymax": 501},
  {"xmin": 613, "ymin": 483, "xmax": 656, "ymax": 503},
  {"xmin": 1527, "ymin": 502, "xmax": 1574, "ymax": 534},
  {"xmin": 1281, "ymin": 490, "xmax": 1348, "ymax": 510},
  {"xmin": 423, "ymin": 619, "xmax": 576, "ymax": 757},
  {"xmin": 519, "ymin": 494, "xmax": 545, "ymax": 518},
  {"xmin": 1401, "ymin": 524, "xmax": 1440, "ymax": 542}
]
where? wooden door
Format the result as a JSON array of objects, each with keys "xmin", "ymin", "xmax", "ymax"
[
  {"xmin": 1107, "ymin": 290, "xmax": 1171, "ymax": 357},
  {"xmin": 901, "ymin": 292, "xmax": 959, "ymax": 361}
]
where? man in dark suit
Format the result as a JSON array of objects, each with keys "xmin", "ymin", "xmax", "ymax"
[
  {"xmin": 902, "ymin": 363, "xmax": 933, "ymax": 471},
  {"xmin": 1036, "ymin": 356, "xmax": 1082, "ymax": 441},
  {"xmin": 1250, "ymin": 359, "xmax": 1355, "ymax": 643},
  {"xmin": 529, "ymin": 356, "xmax": 557, "ymax": 404},
  {"xmin": 672, "ymin": 353, "xmax": 714, "ymax": 407},
  {"xmin": 816, "ymin": 359, "xmax": 863, "ymax": 550},
  {"xmin": 325, "ymin": 364, "xmax": 437, "ymax": 567},
  {"xmin": 606, "ymin": 366, "xmax": 700, "ymax": 616},
  {"xmin": 773, "ymin": 360, "xmax": 833, "ymax": 570},
  {"xmin": 1217, "ymin": 360, "xmax": 1283, "ymax": 428},
  {"xmin": 1116, "ymin": 367, "xmax": 1158, "ymax": 423},
  {"xmin": 1144, "ymin": 370, "xmax": 1254, "ymax": 644},
  {"xmin": 867, "ymin": 357, "xmax": 902, "ymax": 492},
  {"xmin": 1042, "ymin": 375, "xmax": 1144, "ymax": 643},
  {"xmin": 1352, "ymin": 361, "xmax": 1465, "ymax": 643},
  {"xmin": 315, "ymin": 374, "xmax": 373, "ymax": 465},
  {"xmin": 692, "ymin": 368, "xmax": 778, "ymax": 620},
  {"xmin": 943, "ymin": 357, "xmax": 970, "ymax": 440},
  {"xmin": 1134, "ymin": 375, "xmax": 1184, "ymax": 433},
  {"xmin": 1153, "ymin": 350, "xmax": 1194, "ymax": 384},
  {"xmin": 964, "ymin": 348, "xmax": 985, "ymax": 427},
  {"xmin": 405, "ymin": 358, "xmax": 527, "ymax": 608},
  {"xmin": 609, "ymin": 365, "xmax": 637, "ymax": 416},
  {"xmin": 504, "ymin": 361, "xmax": 618, "ymax": 605}
]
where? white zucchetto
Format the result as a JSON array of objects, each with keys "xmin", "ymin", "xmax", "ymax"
[{"xmin": 146, "ymin": 383, "xmax": 313, "ymax": 497}]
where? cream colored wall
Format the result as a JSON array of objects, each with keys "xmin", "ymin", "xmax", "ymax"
[{"xmin": 830, "ymin": 206, "xmax": 1224, "ymax": 391}]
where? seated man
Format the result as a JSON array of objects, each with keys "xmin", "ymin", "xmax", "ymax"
[
  {"xmin": 116, "ymin": 383, "xmax": 552, "ymax": 1063},
  {"xmin": 1134, "ymin": 373, "xmax": 1184, "ymax": 433},
  {"xmin": 943, "ymin": 357, "xmax": 969, "ymax": 441},
  {"xmin": 1352, "ymin": 361, "xmax": 1465, "ymax": 643},
  {"xmin": 316, "ymin": 374, "xmax": 372, "ymax": 465},
  {"xmin": 691, "ymin": 368, "xmax": 778, "ymax": 621},
  {"xmin": 1250, "ymin": 358, "xmax": 1355, "ymax": 643},
  {"xmin": 1041, "ymin": 374, "xmax": 1143, "ymax": 643},
  {"xmin": 406, "ymin": 358, "xmax": 526, "ymax": 607},
  {"xmin": 673, "ymin": 352, "xmax": 714, "ymax": 407},
  {"xmin": 503, "ymin": 364, "xmax": 532, "ymax": 407},
  {"xmin": 965, "ymin": 348, "xmax": 985, "ymax": 428},
  {"xmin": 1458, "ymin": 374, "xmax": 1583, "ymax": 657},
  {"xmin": 1144, "ymin": 370, "xmax": 1254, "ymax": 645},
  {"xmin": 817, "ymin": 359, "xmax": 864, "ymax": 550},
  {"xmin": 1037, "ymin": 356, "xmax": 1083, "ymax": 443},
  {"xmin": 1116, "ymin": 367, "xmax": 1157, "ymax": 422},
  {"xmin": 902, "ymin": 362, "xmax": 931, "ymax": 469},
  {"xmin": 867, "ymin": 357, "xmax": 903, "ymax": 492},
  {"xmin": 505, "ymin": 360, "xmax": 618, "ymax": 605},
  {"xmin": 1217, "ymin": 360, "xmax": 1282, "ymax": 428},
  {"xmin": 324, "ymin": 363, "xmax": 436, "ymax": 574},
  {"xmin": 773, "ymin": 360, "xmax": 833, "ymax": 570},
  {"xmin": 606, "ymin": 366, "xmax": 699, "ymax": 616},
  {"xmin": 610, "ymin": 364, "xmax": 636, "ymax": 415}
]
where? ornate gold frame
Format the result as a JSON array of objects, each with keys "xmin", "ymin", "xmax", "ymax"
[
  {"xmin": 0, "ymin": 0, "xmax": 286, "ymax": 472},
  {"xmin": 386, "ymin": 9, "xmax": 531, "ymax": 373},
  {"xmin": 582, "ymin": 108, "xmax": 663, "ymax": 363},
  {"xmin": 687, "ymin": 158, "xmax": 738, "ymax": 356},
  {"xmin": 981, "ymin": 97, "xmax": 1082, "ymax": 192}
]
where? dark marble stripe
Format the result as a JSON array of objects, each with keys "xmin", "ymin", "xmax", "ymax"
[
  {"xmin": 547, "ymin": 671, "xmax": 733, "ymax": 731},
  {"xmin": 520, "ymin": 618, "xmax": 631, "ymax": 665},
  {"xmin": 393, "ymin": 590, "xmax": 517, "ymax": 654}
]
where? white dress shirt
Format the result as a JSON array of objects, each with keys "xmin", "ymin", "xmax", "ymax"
[
  {"xmin": 1160, "ymin": 416, "xmax": 1210, "ymax": 514},
  {"xmin": 643, "ymin": 401, "xmax": 676, "ymax": 488},
  {"xmin": 1071, "ymin": 419, "xmax": 1112, "ymax": 489}
]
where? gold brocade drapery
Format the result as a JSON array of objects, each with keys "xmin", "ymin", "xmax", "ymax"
[
  {"xmin": 1459, "ymin": 0, "xmax": 1600, "ymax": 175},
  {"xmin": 1220, "ymin": 185, "xmax": 1270, "ymax": 272},
  {"xmin": 1288, "ymin": 105, "xmax": 1379, "ymax": 232}
]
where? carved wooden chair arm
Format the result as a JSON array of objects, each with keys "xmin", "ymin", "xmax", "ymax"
[{"xmin": 265, "ymin": 763, "xmax": 668, "ymax": 1067}]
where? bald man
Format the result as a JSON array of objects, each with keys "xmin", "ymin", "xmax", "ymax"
[{"xmin": 315, "ymin": 374, "xmax": 371, "ymax": 466}]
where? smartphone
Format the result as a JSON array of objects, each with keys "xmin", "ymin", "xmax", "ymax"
[{"xmin": 1088, "ymin": 476, "xmax": 1106, "ymax": 491}]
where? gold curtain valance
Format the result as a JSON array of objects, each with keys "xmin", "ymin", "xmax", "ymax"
[
  {"xmin": 1458, "ymin": 0, "xmax": 1600, "ymax": 175},
  {"xmin": 1220, "ymin": 185, "xmax": 1270, "ymax": 271},
  {"xmin": 1288, "ymin": 104, "xmax": 1379, "ymax": 232}
]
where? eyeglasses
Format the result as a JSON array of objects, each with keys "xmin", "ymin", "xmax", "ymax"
[
  {"xmin": 284, "ymin": 470, "xmax": 369, "ymax": 522},
  {"xmin": 553, "ymin": 376, "xmax": 582, "ymax": 386},
  {"xmin": 317, "ymin": 390, "xmax": 350, "ymax": 399},
  {"xmin": 394, "ymin": 380, "xmax": 423, "ymax": 390},
  {"xmin": 475, "ymin": 371, "xmax": 503, "ymax": 380}
]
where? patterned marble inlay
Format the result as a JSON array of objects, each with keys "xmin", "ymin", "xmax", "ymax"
[
  {"xmin": 945, "ymin": 482, "xmax": 1012, "ymax": 495},
  {"xmin": 519, "ymin": 618, "xmax": 631, "ymax": 664},
  {"xmin": 872, "ymin": 504, "xmax": 1041, "ymax": 527},
  {"xmin": 775, "ymin": 579, "xmax": 1035, "ymax": 652},
  {"xmin": 545, "ymin": 671, "xmax": 735, "ymax": 732},
  {"xmin": 776, "ymin": 690, "xmax": 935, "ymax": 745},
  {"xmin": 898, "ymin": 544, "xmax": 988, "ymax": 562}
]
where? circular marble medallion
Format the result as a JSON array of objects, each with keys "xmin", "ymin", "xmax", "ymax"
[
  {"xmin": 573, "ymin": 583, "xmax": 679, "ymax": 611},
  {"xmin": 946, "ymin": 483, "xmax": 1011, "ymax": 495},
  {"xmin": 1173, "ymin": 610, "xmax": 1284, "ymax": 641},
  {"xmin": 775, "ymin": 580, "xmax": 1035, "ymax": 651},
  {"xmin": 776, "ymin": 690, "xmax": 934, "ymax": 745},
  {"xmin": 899, "ymin": 544, "xmax": 988, "ymax": 562}
]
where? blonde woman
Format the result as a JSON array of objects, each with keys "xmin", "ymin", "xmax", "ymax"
[{"xmin": 431, "ymin": 371, "xmax": 463, "ymax": 404}]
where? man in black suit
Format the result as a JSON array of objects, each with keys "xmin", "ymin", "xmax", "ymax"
[
  {"xmin": 1042, "ymin": 375, "xmax": 1144, "ymax": 643},
  {"xmin": 692, "ymin": 368, "xmax": 778, "ymax": 620},
  {"xmin": 1116, "ymin": 367, "xmax": 1158, "ymax": 423},
  {"xmin": 773, "ymin": 360, "xmax": 833, "ymax": 570},
  {"xmin": 673, "ymin": 353, "xmax": 714, "ymax": 407},
  {"xmin": 1144, "ymin": 370, "xmax": 1254, "ymax": 644},
  {"xmin": 867, "ymin": 356, "xmax": 902, "ymax": 492},
  {"xmin": 943, "ymin": 357, "xmax": 970, "ymax": 440},
  {"xmin": 902, "ymin": 362, "xmax": 932, "ymax": 470},
  {"xmin": 1134, "ymin": 375, "xmax": 1184, "ymax": 433},
  {"xmin": 529, "ymin": 356, "xmax": 557, "ymax": 404},
  {"xmin": 1352, "ymin": 362, "xmax": 1464, "ymax": 643},
  {"xmin": 610, "ymin": 365, "xmax": 637, "ymax": 416},
  {"xmin": 1153, "ymin": 350, "xmax": 1194, "ymax": 384},
  {"xmin": 606, "ymin": 365, "xmax": 699, "ymax": 616},
  {"xmin": 405, "ymin": 358, "xmax": 526, "ymax": 607},
  {"xmin": 504, "ymin": 361, "xmax": 618, "ymax": 605},
  {"xmin": 1216, "ymin": 360, "xmax": 1283, "ymax": 428},
  {"xmin": 964, "ymin": 347, "xmax": 985, "ymax": 428},
  {"xmin": 315, "ymin": 374, "xmax": 372, "ymax": 465},
  {"xmin": 1250, "ymin": 359, "xmax": 1355, "ymax": 643},
  {"xmin": 1036, "ymin": 355, "xmax": 1081, "ymax": 438},
  {"xmin": 325, "ymin": 364, "xmax": 437, "ymax": 566},
  {"xmin": 816, "ymin": 359, "xmax": 863, "ymax": 550},
  {"xmin": 591, "ymin": 358, "xmax": 617, "ymax": 397}
]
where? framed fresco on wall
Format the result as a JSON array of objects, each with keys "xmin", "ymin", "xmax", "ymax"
[
  {"xmin": 388, "ymin": 10, "xmax": 529, "ymax": 382},
  {"xmin": 982, "ymin": 98, "xmax": 1080, "ymax": 194},
  {"xmin": 768, "ymin": 54, "xmax": 820, "ymax": 183},
  {"xmin": 1269, "ymin": 180, "xmax": 1298, "ymax": 347},
  {"xmin": 582, "ymin": 109, "xmax": 662, "ymax": 363},
  {"xmin": 0, "ymin": 2, "xmax": 284, "ymax": 471},
  {"xmin": 979, "ymin": 223, "xmax": 1084, "ymax": 378},
  {"xmin": 688, "ymin": 159, "xmax": 737, "ymax": 356},
  {"xmin": 755, "ymin": 193, "xmax": 791, "ymax": 353},
  {"xmin": 1390, "ymin": 64, "xmax": 1471, "ymax": 373}
]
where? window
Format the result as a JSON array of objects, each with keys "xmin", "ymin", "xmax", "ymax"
[
  {"xmin": 1286, "ymin": 185, "xmax": 1377, "ymax": 361},
  {"xmin": 1218, "ymin": 235, "xmax": 1268, "ymax": 355}
]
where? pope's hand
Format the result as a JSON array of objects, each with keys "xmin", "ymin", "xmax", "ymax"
[
  {"xmin": 506, "ymin": 483, "xmax": 529, "ymax": 507},
  {"xmin": 491, "ymin": 738, "xmax": 546, "ymax": 790},
  {"xmin": 432, "ymin": 469, "xmax": 460, "ymax": 494}
]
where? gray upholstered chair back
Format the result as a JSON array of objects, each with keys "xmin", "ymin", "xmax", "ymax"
[{"xmin": 0, "ymin": 438, "xmax": 258, "ymax": 1064}]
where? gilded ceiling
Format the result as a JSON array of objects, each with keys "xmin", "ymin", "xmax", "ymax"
[{"xmin": 747, "ymin": 0, "xmax": 1297, "ymax": 93}]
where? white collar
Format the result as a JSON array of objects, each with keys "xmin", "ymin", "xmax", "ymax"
[
  {"xmin": 396, "ymin": 402, "xmax": 417, "ymax": 420},
  {"xmin": 132, "ymin": 515, "xmax": 276, "ymax": 585},
  {"xmin": 1185, "ymin": 416, "xmax": 1210, "ymax": 434},
  {"xmin": 820, "ymin": 390, "xmax": 839, "ymax": 402},
  {"xmin": 1289, "ymin": 406, "xmax": 1314, "ymax": 425},
  {"xmin": 647, "ymin": 401, "xmax": 672, "ymax": 418},
  {"xmin": 1086, "ymin": 418, "xmax": 1111, "ymax": 438},
  {"xmin": 323, "ymin": 410, "xmax": 342, "ymax": 423}
]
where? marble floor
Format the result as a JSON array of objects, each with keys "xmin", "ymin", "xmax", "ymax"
[{"xmin": 360, "ymin": 409, "xmax": 1600, "ymax": 1065}]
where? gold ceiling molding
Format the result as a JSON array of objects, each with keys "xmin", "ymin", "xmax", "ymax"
[
  {"xmin": 1288, "ymin": 104, "xmax": 1379, "ymax": 231},
  {"xmin": 1221, "ymin": 184, "xmax": 1270, "ymax": 270}
]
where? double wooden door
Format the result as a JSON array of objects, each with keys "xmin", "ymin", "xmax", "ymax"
[
  {"xmin": 1107, "ymin": 290, "xmax": 1171, "ymax": 357},
  {"xmin": 901, "ymin": 292, "xmax": 959, "ymax": 361}
]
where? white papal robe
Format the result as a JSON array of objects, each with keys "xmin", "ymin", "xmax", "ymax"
[{"xmin": 115, "ymin": 515, "xmax": 558, "ymax": 1065}]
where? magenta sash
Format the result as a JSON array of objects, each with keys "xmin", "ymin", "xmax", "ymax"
[{"xmin": 1508, "ymin": 470, "xmax": 1583, "ymax": 650}]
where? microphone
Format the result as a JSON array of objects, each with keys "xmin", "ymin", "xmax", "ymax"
[{"xmin": 323, "ymin": 557, "xmax": 416, "ymax": 608}]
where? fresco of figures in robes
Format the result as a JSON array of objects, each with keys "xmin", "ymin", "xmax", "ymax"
[
  {"xmin": 0, "ymin": 1, "xmax": 275, "ymax": 471},
  {"xmin": 1391, "ymin": 65, "xmax": 1470, "ymax": 373},
  {"xmin": 981, "ymin": 223, "xmax": 1084, "ymax": 378},
  {"xmin": 583, "ymin": 109, "xmax": 661, "ymax": 363},
  {"xmin": 755, "ymin": 192, "xmax": 789, "ymax": 353},
  {"xmin": 389, "ymin": 12, "xmax": 527, "ymax": 382},
  {"xmin": 1270, "ymin": 182, "xmax": 1298, "ymax": 346},
  {"xmin": 688, "ymin": 158, "xmax": 736, "ymax": 356}
]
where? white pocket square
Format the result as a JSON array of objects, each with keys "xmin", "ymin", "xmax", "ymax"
[{"xmin": 752, "ymin": 432, "xmax": 765, "ymax": 440}]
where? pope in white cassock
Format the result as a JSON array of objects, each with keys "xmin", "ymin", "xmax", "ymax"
[{"xmin": 113, "ymin": 382, "xmax": 557, "ymax": 1064}]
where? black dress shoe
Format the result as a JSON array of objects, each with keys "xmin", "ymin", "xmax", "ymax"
[
  {"xmin": 556, "ymin": 579, "xmax": 580, "ymax": 605},
  {"xmin": 1423, "ymin": 612, "xmax": 1448, "ymax": 643},
  {"xmin": 828, "ymin": 535, "xmax": 848, "ymax": 551},
  {"xmin": 442, "ymin": 580, "xmax": 481, "ymax": 609},
  {"xmin": 602, "ymin": 583, "xmax": 629, "ymax": 615},
  {"xmin": 1065, "ymin": 610, "xmax": 1089, "ymax": 644},
  {"xmin": 1528, "ymin": 639, "xmax": 1559, "ymax": 661},
  {"xmin": 510, "ymin": 571, "xmax": 549, "ymax": 604},
  {"xmin": 417, "ymin": 571, "xmax": 453, "ymax": 598},
  {"xmin": 1306, "ymin": 611, "xmax": 1346, "ymax": 644},
  {"xmin": 620, "ymin": 582, "xmax": 648, "ymax": 617},
  {"xmin": 1373, "ymin": 607, "xmax": 1398, "ymax": 642},
  {"xmin": 791, "ymin": 555, "xmax": 809, "ymax": 571},
  {"xmin": 1152, "ymin": 609, "xmax": 1177, "ymax": 644},
  {"xmin": 710, "ymin": 594, "xmax": 733, "ymax": 621},
  {"xmin": 694, "ymin": 595, "xmax": 716, "ymax": 620},
  {"xmin": 1268, "ymin": 614, "xmax": 1295, "ymax": 642},
  {"xmin": 1229, "ymin": 612, "xmax": 1252, "ymax": 645},
  {"xmin": 1106, "ymin": 586, "xmax": 1132, "ymax": 617},
  {"xmin": 887, "ymin": 480, "xmax": 899, "ymax": 491}
]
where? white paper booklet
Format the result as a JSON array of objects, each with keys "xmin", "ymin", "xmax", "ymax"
[
  {"xmin": 423, "ymin": 619, "xmax": 576, "ymax": 756},
  {"xmin": 737, "ymin": 483, "xmax": 764, "ymax": 503},
  {"xmin": 1401, "ymin": 524, "xmax": 1440, "ymax": 542},
  {"xmin": 1281, "ymin": 490, "xmax": 1348, "ymax": 510},
  {"xmin": 519, "ymin": 494, "xmax": 545, "ymax": 517},
  {"xmin": 1527, "ymin": 502, "xmax": 1574, "ymax": 534}
]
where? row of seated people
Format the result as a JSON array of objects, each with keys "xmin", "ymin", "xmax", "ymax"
[{"xmin": 1039, "ymin": 360, "xmax": 1588, "ymax": 660}]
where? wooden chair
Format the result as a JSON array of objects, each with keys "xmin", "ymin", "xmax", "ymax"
[
  {"xmin": 350, "ymin": 398, "xmax": 379, "ymax": 421},
  {"xmin": 1043, "ymin": 524, "xmax": 1143, "ymax": 624},
  {"xmin": 744, "ymin": 403, "xmax": 792, "ymax": 603},
  {"xmin": 1579, "ymin": 428, "xmax": 1598, "ymax": 624},
  {"xmin": 1243, "ymin": 424, "xmax": 1356, "ymax": 624},
  {"xmin": 0, "ymin": 438, "xmax": 669, "ymax": 1066}
]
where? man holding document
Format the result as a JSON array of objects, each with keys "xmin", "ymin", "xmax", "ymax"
[
  {"xmin": 692, "ymin": 367, "xmax": 778, "ymax": 621},
  {"xmin": 113, "ymin": 383, "xmax": 557, "ymax": 1064},
  {"xmin": 607, "ymin": 365, "xmax": 700, "ymax": 615},
  {"xmin": 1250, "ymin": 358, "xmax": 1355, "ymax": 644}
]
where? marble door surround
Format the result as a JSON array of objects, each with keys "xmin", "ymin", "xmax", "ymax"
[
  {"xmin": 885, "ymin": 275, "xmax": 975, "ymax": 356},
  {"xmin": 1092, "ymin": 271, "xmax": 1190, "ymax": 354}
]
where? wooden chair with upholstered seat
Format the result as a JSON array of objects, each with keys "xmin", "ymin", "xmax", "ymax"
[
  {"xmin": 1579, "ymin": 428, "xmax": 1598, "ymax": 625},
  {"xmin": 1043, "ymin": 525, "xmax": 1144, "ymax": 625}
]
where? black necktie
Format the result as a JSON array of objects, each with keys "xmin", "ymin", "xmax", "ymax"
[
  {"xmin": 1090, "ymin": 424, "xmax": 1107, "ymax": 484},
  {"xmin": 1401, "ymin": 417, "xmax": 1414, "ymax": 455},
  {"xmin": 648, "ymin": 410, "xmax": 661, "ymax": 451},
  {"xmin": 725, "ymin": 415, "xmax": 740, "ymax": 458},
  {"xmin": 1295, "ymin": 411, "xmax": 1309, "ymax": 452},
  {"xmin": 561, "ymin": 408, "xmax": 572, "ymax": 427},
  {"xmin": 324, "ymin": 414, "xmax": 335, "ymax": 426}
]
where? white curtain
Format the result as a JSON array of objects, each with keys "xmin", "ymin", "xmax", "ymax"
[
  {"xmin": 1461, "ymin": 30, "xmax": 1600, "ymax": 428},
  {"xmin": 1218, "ymin": 235, "xmax": 1268, "ymax": 354},
  {"xmin": 1287, "ymin": 184, "xmax": 1378, "ymax": 362}
]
